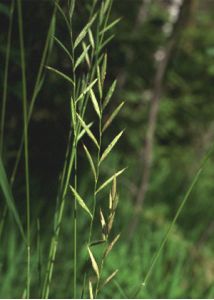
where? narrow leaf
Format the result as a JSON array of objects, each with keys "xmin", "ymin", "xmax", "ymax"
[
  {"xmin": 99, "ymin": 34, "xmax": 115, "ymax": 53},
  {"xmin": 100, "ymin": 208, "xmax": 108, "ymax": 239},
  {"xmin": 88, "ymin": 246, "xmax": 100, "ymax": 278},
  {"xmin": 102, "ymin": 269, "xmax": 118, "ymax": 288},
  {"xmin": 111, "ymin": 176, "xmax": 117, "ymax": 203},
  {"xmin": 83, "ymin": 144, "xmax": 97, "ymax": 180},
  {"xmin": 76, "ymin": 113, "xmax": 99, "ymax": 149},
  {"xmin": 99, "ymin": 130, "xmax": 123, "ymax": 164},
  {"xmin": 70, "ymin": 186, "xmax": 92, "ymax": 219},
  {"xmin": 101, "ymin": 54, "xmax": 107, "ymax": 85},
  {"xmin": 99, "ymin": 18, "xmax": 121, "ymax": 35},
  {"xmin": 70, "ymin": 97, "xmax": 76, "ymax": 132},
  {"xmin": 103, "ymin": 80, "xmax": 117, "ymax": 109},
  {"xmin": 82, "ymin": 42, "xmax": 91, "ymax": 68},
  {"xmin": 89, "ymin": 240, "xmax": 106, "ymax": 247},
  {"xmin": 54, "ymin": 36, "xmax": 73, "ymax": 63},
  {"xmin": 46, "ymin": 66, "xmax": 74, "ymax": 86},
  {"xmin": 102, "ymin": 102, "xmax": 124, "ymax": 132},
  {"xmin": 96, "ymin": 168, "xmax": 126, "ymax": 194},
  {"xmin": 74, "ymin": 13, "xmax": 97, "ymax": 49},
  {"xmin": 77, "ymin": 122, "xmax": 93, "ymax": 142},
  {"xmin": 88, "ymin": 29, "xmax": 95, "ymax": 49},
  {"xmin": 103, "ymin": 234, "xmax": 120, "ymax": 259},
  {"xmin": 97, "ymin": 65, "xmax": 102, "ymax": 99},
  {"xmin": 55, "ymin": 2, "xmax": 70, "ymax": 34},
  {"xmin": 103, "ymin": 0, "xmax": 111, "ymax": 15},
  {"xmin": 74, "ymin": 44, "xmax": 90, "ymax": 70},
  {"xmin": 0, "ymin": 157, "xmax": 25, "ymax": 239},
  {"xmin": 68, "ymin": 0, "xmax": 75, "ymax": 20},
  {"xmin": 76, "ymin": 79, "xmax": 97, "ymax": 103},
  {"xmin": 89, "ymin": 280, "xmax": 93, "ymax": 299},
  {"xmin": 89, "ymin": 89, "xmax": 101, "ymax": 118}
]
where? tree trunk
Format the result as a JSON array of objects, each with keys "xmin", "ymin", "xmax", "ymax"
[{"xmin": 128, "ymin": 0, "xmax": 195, "ymax": 239}]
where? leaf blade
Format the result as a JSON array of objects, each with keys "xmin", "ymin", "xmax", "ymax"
[
  {"xmin": 103, "ymin": 80, "xmax": 117, "ymax": 109},
  {"xmin": 102, "ymin": 102, "xmax": 124, "ymax": 132},
  {"xmin": 74, "ymin": 13, "xmax": 97, "ymax": 49},
  {"xmin": 76, "ymin": 113, "xmax": 99, "ymax": 149},
  {"xmin": 99, "ymin": 130, "xmax": 123, "ymax": 164},
  {"xmin": 102, "ymin": 269, "xmax": 118, "ymax": 288},
  {"xmin": 89, "ymin": 89, "xmax": 101, "ymax": 118},
  {"xmin": 88, "ymin": 246, "xmax": 100, "ymax": 279},
  {"xmin": 74, "ymin": 44, "xmax": 90, "ymax": 70},
  {"xmin": 103, "ymin": 234, "xmax": 120, "ymax": 259},
  {"xmin": 46, "ymin": 66, "xmax": 74, "ymax": 86},
  {"xmin": 70, "ymin": 186, "xmax": 92, "ymax": 219},
  {"xmin": 96, "ymin": 168, "xmax": 126, "ymax": 194},
  {"xmin": 0, "ymin": 157, "xmax": 25, "ymax": 239},
  {"xmin": 83, "ymin": 144, "xmax": 97, "ymax": 180}
]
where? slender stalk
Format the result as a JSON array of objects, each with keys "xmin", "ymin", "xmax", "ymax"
[
  {"xmin": 10, "ymin": 2, "xmax": 57, "ymax": 185},
  {"xmin": 71, "ymin": 23, "xmax": 78, "ymax": 298},
  {"xmin": 134, "ymin": 144, "xmax": 214, "ymax": 298},
  {"xmin": 17, "ymin": 0, "xmax": 31, "ymax": 297},
  {"xmin": 0, "ymin": 1, "xmax": 57, "ymax": 242},
  {"xmin": 0, "ymin": 0, "xmax": 14, "ymax": 155}
]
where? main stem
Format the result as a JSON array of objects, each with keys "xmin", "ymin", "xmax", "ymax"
[{"xmin": 17, "ymin": 0, "xmax": 31, "ymax": 297}]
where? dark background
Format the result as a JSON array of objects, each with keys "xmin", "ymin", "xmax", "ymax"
[{"xmin": 0, "ymin": 0, "xmax": 214, "ymax": 298}]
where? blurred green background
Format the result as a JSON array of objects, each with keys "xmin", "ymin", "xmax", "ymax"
[{"xmin": 0, "ymin": 0, "xmax": 214, "ymax": 298}]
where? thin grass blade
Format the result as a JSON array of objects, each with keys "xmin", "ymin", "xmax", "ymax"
[
  {"xmin": 76, "ymin": 113, "xmax": 99, "ymax": 149},
  {"xmin": 96, "ymin": 168, "xmax": 126, "ymax": 194},
  {"xmin": 0, "ymin": 157, "xmax": 25, "ymax": 240},
  {"xmin": 99, "ymin": 130, "xmax": 123, "ymax": 164},
  {"xmin": 46, "ymin": 66, "xmax": 74, "ymax": 85},
  {"xmin": 70, "ymin": 186, "xmax": 92, "ymax": 219},
  {"xmin": 102, "ymin": 102, "xmax": 124, "ymax": 132},
  {"xmin": 88, "ymin": 246, "xmax": 100, "ymax": 279}
]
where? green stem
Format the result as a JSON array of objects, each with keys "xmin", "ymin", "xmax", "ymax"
[
  {"xmin": 0, "ymin": 0, "xmax": 14, "ymax": 155},
  {"xmin": 17, "ymin": 0, "xmax": 31, "ymax": 297},
  {"xmin": 134, "ymin": 145, "xmax": 214, "ymax": 298}
]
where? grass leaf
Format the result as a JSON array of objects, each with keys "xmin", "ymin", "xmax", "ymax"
[
  {"xmin": 74, "ymin": 13, "xmax": 97, "ymax": 49},
  {"xmin": 74, "ymin": 44, "xmax": 90, "ymax": 70},
  {"xmin": 89, "ymin": 240, "xmax": 106, "ymax": 247},
  {"xmin": 88, "ymin": 246, "xmax": 100, "ymax": 279},
  {"xmin": 100, "ymin": 208, "xmax": 108, "ymax": 239},
  {"xmin": 102, "ymin": 102, "xmax": 124, "ymax": 132},
  {"xmin": 99, "ymin": 18, "xmax": 121, "ymax": 35},
  {"xmin": 89, "ymin": 89, "xmax": 101, "ymax": 118},
  {"xmin": 70, "ymin": 186, "xmax": 92, "ymax": 219},
  {"xmin": 77, "ymin": 122, "xmax": 93, "ymax": 142},
  {"xmin": 46, "ymin": 66, "xmax": 74, "ymax": 86},
  {"xmin": 70, "ymin": 97, "xmax": 77, "ymax": 136},
  {"xmin": 103, "ymin": 80, "xmax": 117, "ymax": 109},
  {"xmin": 0, "ymin": 157, "xmax": 25, "ymax": 240},
  {"xmin": 83, "ymin": 144, "xmax": 97, "ymax": 180},
  {"xmin": 96, "ymin": 168, "xmax": 126, "ymax": 194},
  {"xmin": 99, "ymin": 130, "xmax": 123, "ymax": 164},
  {"xmin": 76, "ymin": 79, "xmax": 97, "ymax": 103},
  {"xmin": 101, "ymin": 54, "xmax": 107, "ymax": 85},
  {"xmin": 99, "ymin": 34, "xmax": 115, "ymax": 53},
  {"xmin": 88, "ymin": 29, "xmax": 95, "ymax": 49},
  {"xmin": 89, "ymin": 280, "xmax": 93, "ymax": 299},
  {"xmin": 101, "ymin": 269, "xmax": 118, "ymax": 288},
  {"xmin": 54, "ymin": 36, "xmax": 73, "ymax": 63},
  {"xmin": 103, "ymin": 234, "xmax": 120, "ymax": 259},
  {"xmin": 76, "ymin": 113, "xmax": 99, "ymax": 149}
]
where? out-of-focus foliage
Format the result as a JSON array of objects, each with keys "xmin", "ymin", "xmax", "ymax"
[{"xmin": 0, "ymin": 0, "xmax": 214, "ymax": 298}]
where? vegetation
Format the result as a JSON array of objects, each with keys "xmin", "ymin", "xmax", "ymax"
[{"xmin": 0, "ymin": 0, "xmax": 214, "ymax": 298}]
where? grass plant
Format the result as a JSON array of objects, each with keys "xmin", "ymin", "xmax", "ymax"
[{"xmin": 0, "ymin": 0, "xmax": 213, "ymax": 299}]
